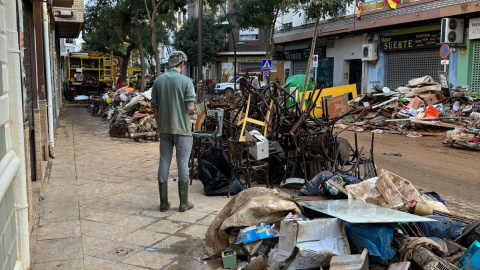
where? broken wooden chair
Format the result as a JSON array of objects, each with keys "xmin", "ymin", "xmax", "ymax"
[{"xmin": 227, "ymin": 138, "xmax": 269, "ymax": 197}]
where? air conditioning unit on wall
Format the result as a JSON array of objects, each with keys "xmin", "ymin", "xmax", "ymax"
[
  {"xmin": 441, "ymin": 18, "xmax": 464, "ymax": 44},
  {"xmin": 362, "ymin": 44, "xmax": 378, "ymax": 61}
]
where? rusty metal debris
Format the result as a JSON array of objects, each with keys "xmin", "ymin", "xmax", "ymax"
[{"xmin": 190, "ymin": 78, "xmax": 378, "ymax": 191}]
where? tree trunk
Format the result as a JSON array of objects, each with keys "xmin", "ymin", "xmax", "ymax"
[
  {"xmin": 120, "ymin": 54, "xmax": 129, "ymax": 84},
  {"xmin": 266, "ymin": 11, "xmax": 279, "ymax": 60},
  {"xmin": 121, "ymin": 44, "xmax": 135, "ymax": 85},
  {"xmin": 152, "ymin": 27, "xmax": 161, "ymax": 76},
  {"xmin": 134, "ymin": 2, "xmax": 146, "ymax": 92},
  {"xmin": 149, "ymin": 0, "xmax": 161, "ymax": 76},
  {"xmin": 300, "ymin": 16, "xmax": 320, "ymax": 112}
]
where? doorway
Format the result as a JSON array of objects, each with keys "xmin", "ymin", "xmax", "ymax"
[{"xmin": 349, "ymin": 60, "xmax": 362, "ymax": 94}]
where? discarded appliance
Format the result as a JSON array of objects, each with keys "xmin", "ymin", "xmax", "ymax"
[{"xmin": 245, "ymin": 129, "xmax": 269, "ymax": 160}]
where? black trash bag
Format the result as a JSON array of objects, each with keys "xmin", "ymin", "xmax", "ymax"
[
  {"xmin": 201, "ymin": 147, "xmax": 232, "ymax": 177},
  {"xmin": 198, "ymin": 148, "xmax": 244, "ymax": 196},
  {"xmin": 298, "ymin": 172, "xmax": 361, "ymax": 199},
  {"xmin": 417, "ymin": 215, "xmax": 466, "ymax": 240}
]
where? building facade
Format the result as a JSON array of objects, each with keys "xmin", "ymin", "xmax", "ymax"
[
  {"xmin": 0, "ymin": 0, "xmax": 83, "ymax": 269},
  {"xmin": 275, "ymin": 0, "xmax": 480, "ymax": 93}
]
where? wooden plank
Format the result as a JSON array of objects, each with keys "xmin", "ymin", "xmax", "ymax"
[{"xmin": 327, "ymin": 95, "xmax": 350, "ymax": 118}]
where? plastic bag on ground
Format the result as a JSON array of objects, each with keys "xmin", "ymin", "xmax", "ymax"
[
  {"xmin": 198, "ymin": 147, "xmax": 244, "ymax": 196},
  {"xmin": 345, "ymin": 222, "xmax": 396, "ymax": 264},
  {"xmin": 298, "ymin": 172, "xmax": 360, "ymax": 199},
  {"xmin": 416, "ymin": 215, "xmax": 466, "ymax": 240}
]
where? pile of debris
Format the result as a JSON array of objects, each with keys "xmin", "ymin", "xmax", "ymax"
[
  {"xmin": 201, "ymin": 172, "xmax": 480, "ymax": 270},
  {"xmin": 90, "ymin": 86, "xmax": 158, "ymax": 142},
  {"xmin": 339, "ymin": 76, "xmax": 479, "ymax": 150},
  {"xmin": 188, "ymin": 77, "xmax": 479, "ymax": 268}
]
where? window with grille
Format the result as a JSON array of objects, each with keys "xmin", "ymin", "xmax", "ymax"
[
  {"xmin": 385, "ymin": 49, "xmax": 443, "ymax": 89},
  {"xmin": 470, "ymin": 40, "xmax": 480, "ymax": 92}
]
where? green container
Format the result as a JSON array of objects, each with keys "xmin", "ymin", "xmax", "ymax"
[
  {"xmin": 221, "ymin": 251, "xmax": 237, "ymax": 269},
  {"xmin": 285, "ymin": 75, "xmax": 314, "ymax": 107}
]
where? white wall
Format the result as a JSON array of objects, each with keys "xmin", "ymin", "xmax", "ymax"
[
  {"xmin": 276, "ymin": 5, "xmax": 357, "ymax": 29},
  {"xmin": 327, "ymin": 35, "xmax": 365, "ymax": 86},
  {"xmin": 1, "ymin": 0, "xmax": 30, "ymax": 269}
]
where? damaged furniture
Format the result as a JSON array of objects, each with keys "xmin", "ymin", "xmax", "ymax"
[{"xmin": 227, "ymin": 138, "xmax": 269, "ymax": 197}]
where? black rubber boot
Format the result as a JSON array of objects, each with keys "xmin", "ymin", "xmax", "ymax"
[
  {"xmin": 178, "ymin": 182, "xmax": 194, "ymax": 212},
  {"xmin": 159, "ymin": 182, "xmax": 170, "ymax": 212}
]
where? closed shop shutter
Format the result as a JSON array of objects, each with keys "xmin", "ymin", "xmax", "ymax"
[
  {"xmin": 385, "ymin": 49, "xmax": 443, "ymax": 89},
  {"xmin": 293, "ymin": 61, "xmax": 308, "ymax": 75},
  {"xmin": 470, "ymin": 40, "xmax": 480, "ymax": 92}
]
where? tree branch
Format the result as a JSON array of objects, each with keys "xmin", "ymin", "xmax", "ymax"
[{"xmin": 144, "ymin": 0, "xmax": 152, "ymax": 20}]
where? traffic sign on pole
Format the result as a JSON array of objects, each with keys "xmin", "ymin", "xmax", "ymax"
[
  {"xmin": 312, "ymin": 54, "xmax": 319, "ymax": 68},
  {"xmin": 112, "ymin": 56, "xmax": 120, "ymax": 67},
  {"xmin": 439, "ymin": 44, "xmax": 450, "ymax": 60},
  {"xmin": 262, "ymin": 59, "xmax": 272, "ymax": 71}
]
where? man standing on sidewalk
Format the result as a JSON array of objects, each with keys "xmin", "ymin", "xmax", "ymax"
[{"xmin": 151, "ymin": 51, "xmax": 196, "ymax": 212}]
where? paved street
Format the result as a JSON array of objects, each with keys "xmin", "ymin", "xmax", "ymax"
[
  {"xmin": 29, "ymin": 106, "xmax": 480, "ymax": 270},
  {"xmin": 30, "ymin": 107, "xmax": 229, "ymax": 269}
]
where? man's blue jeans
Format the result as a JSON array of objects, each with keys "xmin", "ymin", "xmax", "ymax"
[{"xmin": 158, "ymin": 134, "xmax": 193, "ymax": 185}]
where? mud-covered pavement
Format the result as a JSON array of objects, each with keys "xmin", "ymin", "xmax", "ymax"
[
  {"xmin": 30, "ymin": 107, "xmax": 229, "ymax": 269},
  {"xmin": 339, "ymin": 130, "xmax": 480, "ymax": 217},
  {"xmin": 30, "ymin": 107, "xmax": 479, "ymax": 270}
]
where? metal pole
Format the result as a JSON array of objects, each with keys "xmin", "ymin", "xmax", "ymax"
[
  {"xmin": 197, "ymin": 0, "xmax": 203, "ymax": 102},
  {"xmin": 232, "ymin": 31, "xmax": 237, "ymax": 93}
]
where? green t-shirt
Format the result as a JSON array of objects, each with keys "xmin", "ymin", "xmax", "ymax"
[{"xmin": 151, "ymin": 68, "xmax": 196, "ymax": 136}]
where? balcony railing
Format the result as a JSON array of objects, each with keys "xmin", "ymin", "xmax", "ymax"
[{"xmin": 359, "ymin": 0, "xmax": 422, "ymax": 12}]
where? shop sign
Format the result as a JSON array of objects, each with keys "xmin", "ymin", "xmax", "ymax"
[
  {"xmin": 380, "ymin": 31, "xmax": 440, "ymax": 51},
  {"xmin": 272, "ymin": 51, "xmax": 284, "ymax": 60},
  {"xmin": 283, "ymin": 47, "xmax": 326, "ymax": 61},
  {"xmin": 228, "ymin": 56, "xmax": 264, "ymax": 63},
  {"xmin": 469, "ymin": 18, "xmax": 480, "ymax": 40}
]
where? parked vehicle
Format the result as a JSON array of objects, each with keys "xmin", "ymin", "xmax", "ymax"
[
  {"xmin": 64, "ymin": 51, "xmax": 115, "ymax": 101},
  {"xmin": 214, "ymin": 76, "xmax": 265, "ymax": 94}
]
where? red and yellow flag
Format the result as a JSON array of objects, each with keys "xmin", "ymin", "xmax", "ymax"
[
  {"xmin": 356, "ymin": 1, "xmax": 362, "ymax": 20},
  {"xmin": 383, "ymin": 0, "xmax": 399, "ymax": 9}
]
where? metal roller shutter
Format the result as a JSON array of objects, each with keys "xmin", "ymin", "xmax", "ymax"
[
  {"xmin": 385, "ymin": 49, "xmax": 443, "ymax": 89},
  {"xmin": 293, "ymin": 61, "xmax": 308, "ymax": 75},
  {"xmin": 470, "ymin": 40, "xmax": 480, "ymax": 92}
]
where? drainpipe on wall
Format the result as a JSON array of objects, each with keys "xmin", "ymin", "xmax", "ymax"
[{"xmin": 42, "ymin": 2, "xmax": 55, "ymax": 158}]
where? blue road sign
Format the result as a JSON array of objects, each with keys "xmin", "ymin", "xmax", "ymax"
[
  {"xmin": 262, "ymin": 59, "xmax": 272, "ymax": 71},
  {"xmin": 440, "ymin": 44, "xmax": 450, "ymax": 59}
]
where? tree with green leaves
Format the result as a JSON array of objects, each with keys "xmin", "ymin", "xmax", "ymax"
[
  {"xmin": 233, "ymin": 0, "xmax": 296, "ymax": 59},
  {"xmin": 173, "ymin": 12, "xmax": 225, "ymax": 69},
  {"xmin": 82, "ymin": 0, "xmax": 137, "ymax": 84},
  {"xmin": 142, "ymin": 0, "xmax": 186, "ymax": 75},
  {"xmin": 299, "ymin": 0, "xmax": 355, "ymax": 110}
]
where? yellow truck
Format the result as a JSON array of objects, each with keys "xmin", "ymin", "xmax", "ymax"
[{"xmin": 65, "ymin": 51, "xmax": 115, "ymax": 101}]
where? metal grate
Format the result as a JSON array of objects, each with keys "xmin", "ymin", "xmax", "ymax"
[
  {"xmin": 293, "ymin": 61, "xmax": 308, "ymax": 75},
  {"xmin": 470, "ymin": 40, "xmax": 480, "ymax": 92},
  {"xmin": 385, "ymin": 49, "xmax": 444, "ymax": 89}
]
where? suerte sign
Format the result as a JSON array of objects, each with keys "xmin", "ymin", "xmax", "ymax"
[{"xmin": 380, "ymin": 31, "xmax": 440, "ymax": 51}]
